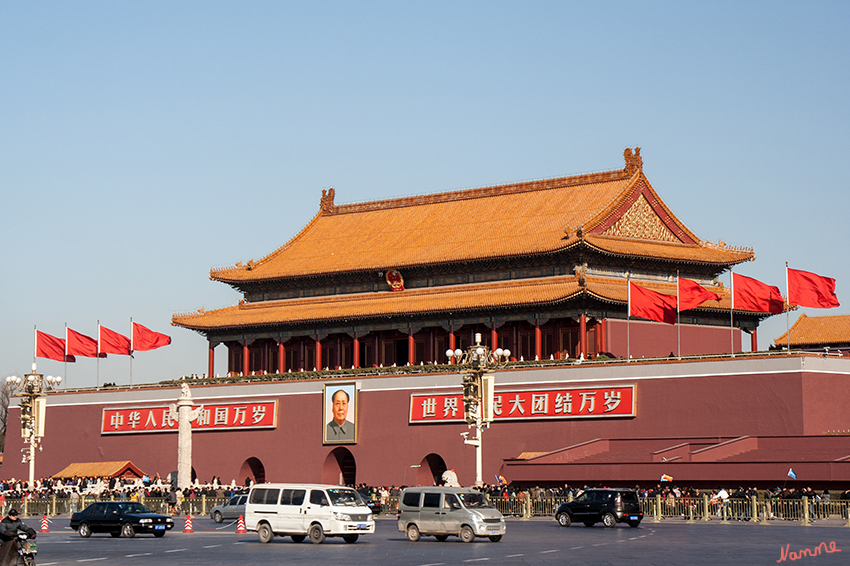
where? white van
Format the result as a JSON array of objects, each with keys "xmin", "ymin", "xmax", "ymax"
[
  {"xmin": 245, "ymin": 483, "xmax": 375, "ymax": 544},
  {"xmin": 398, "ymin": 486, "xmax": 506, "ymax": 542}
]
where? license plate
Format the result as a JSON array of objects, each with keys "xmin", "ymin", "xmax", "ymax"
[
  {"xmin": 630, "ymin": 516, "xmax": 639, "ymax": 521},
  {"xmin": 489, "ymin": 527, "xmax": 500, "ymax": 533},
  {"xmin": 357, "ymin": 524, "xmax": 369, "ymax": 530},
  {"xmin": 155, "ymin": 525, "xmax": 165, "ymax": 530}
]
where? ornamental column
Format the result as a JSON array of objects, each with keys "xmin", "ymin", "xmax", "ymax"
[
  {"xmin": 534, "ymin": 320, "xmax": 542, "ymax": 360},
  {"xmin": 408, "ymin": 331, "xmax": 415, "ymax": 365},
  {"xmin": 172, "ymin": 384, "xmax": 203, "ymax": 490},
  {"xmin": 278, "ymin": 342, "xmax": 286, "ymax": 373},
  {"xmin": 751, "ymin": 329, "xmax": 758, "ymax": 352},
  {"xmin": 315, "ymin": 336, "xmax": 322, "ymax": 370},
  {"xmin": 353, "ymin": 333, "xmax": 360, "ymax": 368},
  {"xmin": 242, "ymin": 342, "xmax": 250, "ymax": 376},
  {"xmin": 448, "ymin": 325, "xmax": 456, "ymax": 363}
]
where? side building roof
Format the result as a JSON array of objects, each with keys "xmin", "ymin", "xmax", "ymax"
[
  {"xmin": 210, "ymin": 148, "xmax": 753, "ymax": 285},
  {"xmin": 774, "ymin": 313, "xmax": 850, "ymax": 348}
]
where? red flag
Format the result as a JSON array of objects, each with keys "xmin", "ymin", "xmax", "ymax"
[
  {"xmin": 99, "ymin": 325, "xmax": 131, "ymax": 355},
  {"xmin": 678, "ymin": 278, "xmax": 721, "ymax": 312},
  {"xmin": 132, "ymin": 322, "xmax": 172, "ymax": 352},
  {"xmin": 732, "ymin": 273, "xmax": 784, "ymax": 314},
  {"xmin": 629, "ymin": 282, "xmax": 677, "ymax": 324},
  {"xmin": 787, "ymin": 268, "xmax": 839, "ymax": 309},
  {"xmin": 67, "ymin": 328, "xmax": 106, "ymax": 358},
  {"xmin": 35, "ymin": 330, "xmax": 75, "ymax": 362}
]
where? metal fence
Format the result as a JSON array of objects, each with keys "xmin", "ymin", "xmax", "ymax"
[{"xmin": 6, "ymin": 493, "xmax": 850, "ymax": 527}]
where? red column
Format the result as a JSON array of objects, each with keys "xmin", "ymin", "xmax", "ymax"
[
  {"xmin": 491, "ymin": 324, "xmax": 498, "ymax": 351},
  {"xmin": 534, "ymin": 321, "xmax": 542, "ymax": 360},
  {"xmin": 448, "ymin": 327, "xmax": 456, "ymax": 362},
  {"xmin": 579, "ymin": 315, "xmax": 587, "ymax": 359},
  {"xmin": 278, "ymin": 342, "xmax": 285, "ymax": 373},
  {"xmin": 315, "ymin": 337, "xmax": 322, "ymax": 370},
  {"xmin": 751, "ymin": 329, "xmax": 758, "ymax": 352},
  {"xmin": 353, "ymin": 334, "xmax": 360, "ymax": 368},
  {"xmin": 599, "ymin": 320, "xmax": 606, "ymax": 354},
  {"xmin": 242, "ymin": 342, "xmax": 250, "ymax": 376},
  {"xmin": 208, "ymin": 343, "xmax": 215, "ymax": 378},
  {"xmin": 408, "ymin": 332, "xmax": 415, "ymax": 365}
]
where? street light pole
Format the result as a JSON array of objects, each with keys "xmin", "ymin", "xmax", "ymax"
[
  {"xmin": 446, "ymin": 333, "xmax": 510, "ymax": 487},
  {"xmin": 5, "ymin": 363, "xmax": 62, "ymax": 489}
]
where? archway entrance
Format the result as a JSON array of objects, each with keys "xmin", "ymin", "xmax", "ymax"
[
  {"xmin": 416, "ymin": 453, "xmax": 448, "ymax": 486},
  {"xmin": 322, "ymin": 447, "xmax": 356, "ymax": 485},
  {"xmin": 238, "ymin": 457, "xmax": 266, "ymax": 485}
]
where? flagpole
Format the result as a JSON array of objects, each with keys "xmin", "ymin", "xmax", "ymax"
[
  {"xmin": 730, "ymin": 271, "xmax": 735, "ymax": 357},
  {"xmin": 96, "ymin": 320, "xmax": 101, "ymax": 388},
  {"xmin": 33, "ymin": 325, "xmax": 37, "ymax": 364},
  {"xmin": 627, "ymin": 274, "xmax": 631, "ymax": 362},
  {"xmin": 129, "ymin": 317, "xmax": 133, "ymax": 387},
  {"xmin": 785, "ymin": 262, "xmax": 791, "ymax": 352},
  {"xmin": 64, "ymin": 323, "xmax": 69, "ymax": 388},
  {"xmin": 676, "ymin": 271, "xmax": 681, "ymax": 358}
]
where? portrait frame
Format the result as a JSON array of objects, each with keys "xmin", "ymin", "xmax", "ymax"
[{"xmin": 323, "ymin": 382, "xmax": 358, "ymax": 445}]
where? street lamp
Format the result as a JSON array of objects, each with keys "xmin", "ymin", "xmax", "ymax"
[
  {"xmin": 446, "ymin": 333, "xmax": 510, "ymax": 487},
  {"xmin": 5, "ymin": 363, "xmax": 62, "ymax": 488}
]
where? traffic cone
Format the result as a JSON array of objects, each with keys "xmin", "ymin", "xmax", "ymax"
[
  {"xmin": 183, "ymin": 514, "xmax": 194, "ymax": 533},
  {"xmin": 236, "ymin": 515, "xmax": 247, "ymax": 534},
  {"xmin": 39, "ymin": 515, "xmax": 49, "ymax": 533}
]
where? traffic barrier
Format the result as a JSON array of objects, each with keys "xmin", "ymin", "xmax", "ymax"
[
  {"xmin": 236, "ymin": 515, "xmax": 247, "ymax": 534},
  {"xmin": 183, "ymin": 514, "xmax": 194, "ymax": 533},
  {"xmin": 39, "ymin": 515, "xmax": 49, "ymax": 533}
]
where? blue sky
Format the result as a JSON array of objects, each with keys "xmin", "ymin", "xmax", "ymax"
[{"xmin": 2, "ymin": 1, "xmax": 848, "ymax": 388}]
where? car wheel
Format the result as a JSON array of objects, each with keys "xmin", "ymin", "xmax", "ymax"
[
  {"xmin": 583, "ymin": 521, "xmax": 595, "ymax": 527},
  {"xmin": 121, "ymin": 523, "xmax": 136, "ymax": 538},
  {"xmin": 79, "ymin": 523, "xmax": 91, "ymax": 538},
  {"xmin": 110, "ymin": 532, "xmax": 120, "ymax": 538},
  {"xmin": 212, "ymin": 511, "xmax": 223, "ymax": 524},
  {"xmin": 308, "ymin": 523, "xmax": 325, "ymax": 544},
  {"xmin": 557, "ymin": 513, "xmax": 572, "ymax": 527},
  {"xmin": 291, "ymin": 534, "xmax": 305, "ymax": 543},
  {"xmin": 434, "ymin": 534, "xmax": 448, "ymax": 542},
  {"xmin": 154, "ymin": 531, "xmax": 166, "ymax": 537},
  {"xmin": 602, "ymin": 513, "xmax": 617, "ymax": 528},
  {"xmin": 460, "ymin": 525, "xmax": 475, "ymax": 543},
  {"xmin": 257, "ymin": 523, "xmax": 274, "ymax": 543},
  {"xmin": 406, "ymin": 524, "xmax": 420, "ymax": 542},
  {"xmin": 489, "ymin": 535, "xmax": 502, "ymax": 542},
  {"xmin": 628, "ymin": 521, "xmax": 641, "ymax": 528},
  {"xmin": 342, "ymin": 534, "xmax": 359, "ymax": 544},
  {"xmin": 21, "ymin": 555, "xmax": 35, "ymax": 566}
]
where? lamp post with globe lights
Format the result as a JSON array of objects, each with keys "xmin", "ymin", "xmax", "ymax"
[
  {"xmin": 5, "ymin": 363, "xmax": 62, "ymax": 488},
  {"xmin": 446, "ymin": 333, "xmax": 510, "ymax": 487}
]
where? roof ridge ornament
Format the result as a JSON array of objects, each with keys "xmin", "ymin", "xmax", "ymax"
[
  {"xmin": 320, "ymin": 187, "xmax": 336, "ymax": 214},
  {"xmin": 624, "ymin": 147, "xmax": 642, "ymax": 174}
]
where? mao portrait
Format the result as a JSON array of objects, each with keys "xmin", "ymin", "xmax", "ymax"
[{"xmin": 323, "ymin": 383, "xmax": 357, "ymax": 444}]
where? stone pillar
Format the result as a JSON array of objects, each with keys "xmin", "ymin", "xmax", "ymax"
[{"xmin": 173, "ymin": 384, "xmax": 203, "ymax": 491}]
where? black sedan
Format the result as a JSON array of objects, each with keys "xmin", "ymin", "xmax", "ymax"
[{"xmin": 70, "ymin": 501, "xmax": 174, "ymax": 538}]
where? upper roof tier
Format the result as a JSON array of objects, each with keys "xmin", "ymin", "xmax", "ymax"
[
  {"xmin": 211, "ymin": 148, "xmax": 754, "ymax": 284},
  {"xmin": 774, "ymin": 313, "xmax": 850, "ymax": 348}
]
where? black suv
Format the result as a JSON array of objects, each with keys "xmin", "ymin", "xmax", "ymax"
[{"xmin": 555, "ymin": 488, "xmax": 642, "ymax": 528}]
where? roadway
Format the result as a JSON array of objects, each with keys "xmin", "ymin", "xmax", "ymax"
[{"xmin": 31, "ymin": 515, "xmax": 850, "ymax": 565}]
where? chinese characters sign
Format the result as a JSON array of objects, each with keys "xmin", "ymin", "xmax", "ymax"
[
  {"xmin": 101, "ymin": 400, "xmax": 278, "ymax": 434},
  {"xmin": 409, "ymin": 386, "xmax": 635, "ymax": 423}
]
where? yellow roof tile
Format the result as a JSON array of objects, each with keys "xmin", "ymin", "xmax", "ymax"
[{"xmin": 773, "ymin": 314, "xmax": 850, "ymax": 347}]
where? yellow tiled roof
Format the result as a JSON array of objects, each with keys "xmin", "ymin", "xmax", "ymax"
[
  {"xmin": 210, "ymin": 150, "xmax": 752, "ymax": 284},
  {"xmin": 773, "ymin": 314, "xmax": 850, "ymax": 347},
  {"xmin": 52, "ymin": 461, "xmax": 146, "ymax": 479},
  {"xmin": 173, "ymin": 275, "xmax": 744, "ymax": 331}
]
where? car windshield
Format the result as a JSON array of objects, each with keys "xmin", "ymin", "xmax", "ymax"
[
  {"xmin": 116, "ymin": 503, "xmax": 150, "ymax": 514},
  {"xmin": 458, "ymin": 492, "xmax": 493, "ymax": 508},
  {"xmin": 326, "ymin": 488, "xmax": 366, "ymax": 507}
]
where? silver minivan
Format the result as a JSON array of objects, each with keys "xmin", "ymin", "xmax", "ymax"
[
  {"xmin": 397, "ymin": 487, "xmax": 506, "ymax": 542},
  {"xmin": 245, "ymin": 483, "xmax": 375, "ymax": 544}
]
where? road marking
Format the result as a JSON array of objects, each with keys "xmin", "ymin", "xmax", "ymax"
[
  {"xmin": 125, "ymin": 553, "xmax": 152, "ymax": 558},
  {"xmin": 203, "ymin": 544, "xmax": 222, "ymax": 548},
  {"xmin": 592, "ymin": 543, "xmax": 608, "ymax": 547},
  {"xmin": 165, "ymin": 548, "xmax": 188, "ymax": 553},
  {"xmin": 40, "ymin": 563, "xmax": 60, "ymax": 565},
  {"xmin": 570, "ymin": 546, "xmax": 583, "ymax": 550},
  {"xmin": 420, "ymin": 563, "xmax": 444, "ymax": 566},
  {"xmin": 464, "ymin": 559, "xmax": 489, "ymax": 563},
  {"xmin": 629, "ymin": 537, "xmax": 638, "ymax": 540},
  {"xmin": 77, "ymin": 559, "xmax": 108, "ymax": 563},
  {"xmin": 505, "ymin": 554, "xmax": 525, "ymax": 558},
  {"xmin": 233, "ymin": 541, "xmax": 246, "ymax": 545},
  {"xmin": 540, "ymin": 549, "xmax": 559, "ymax": 554}
]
